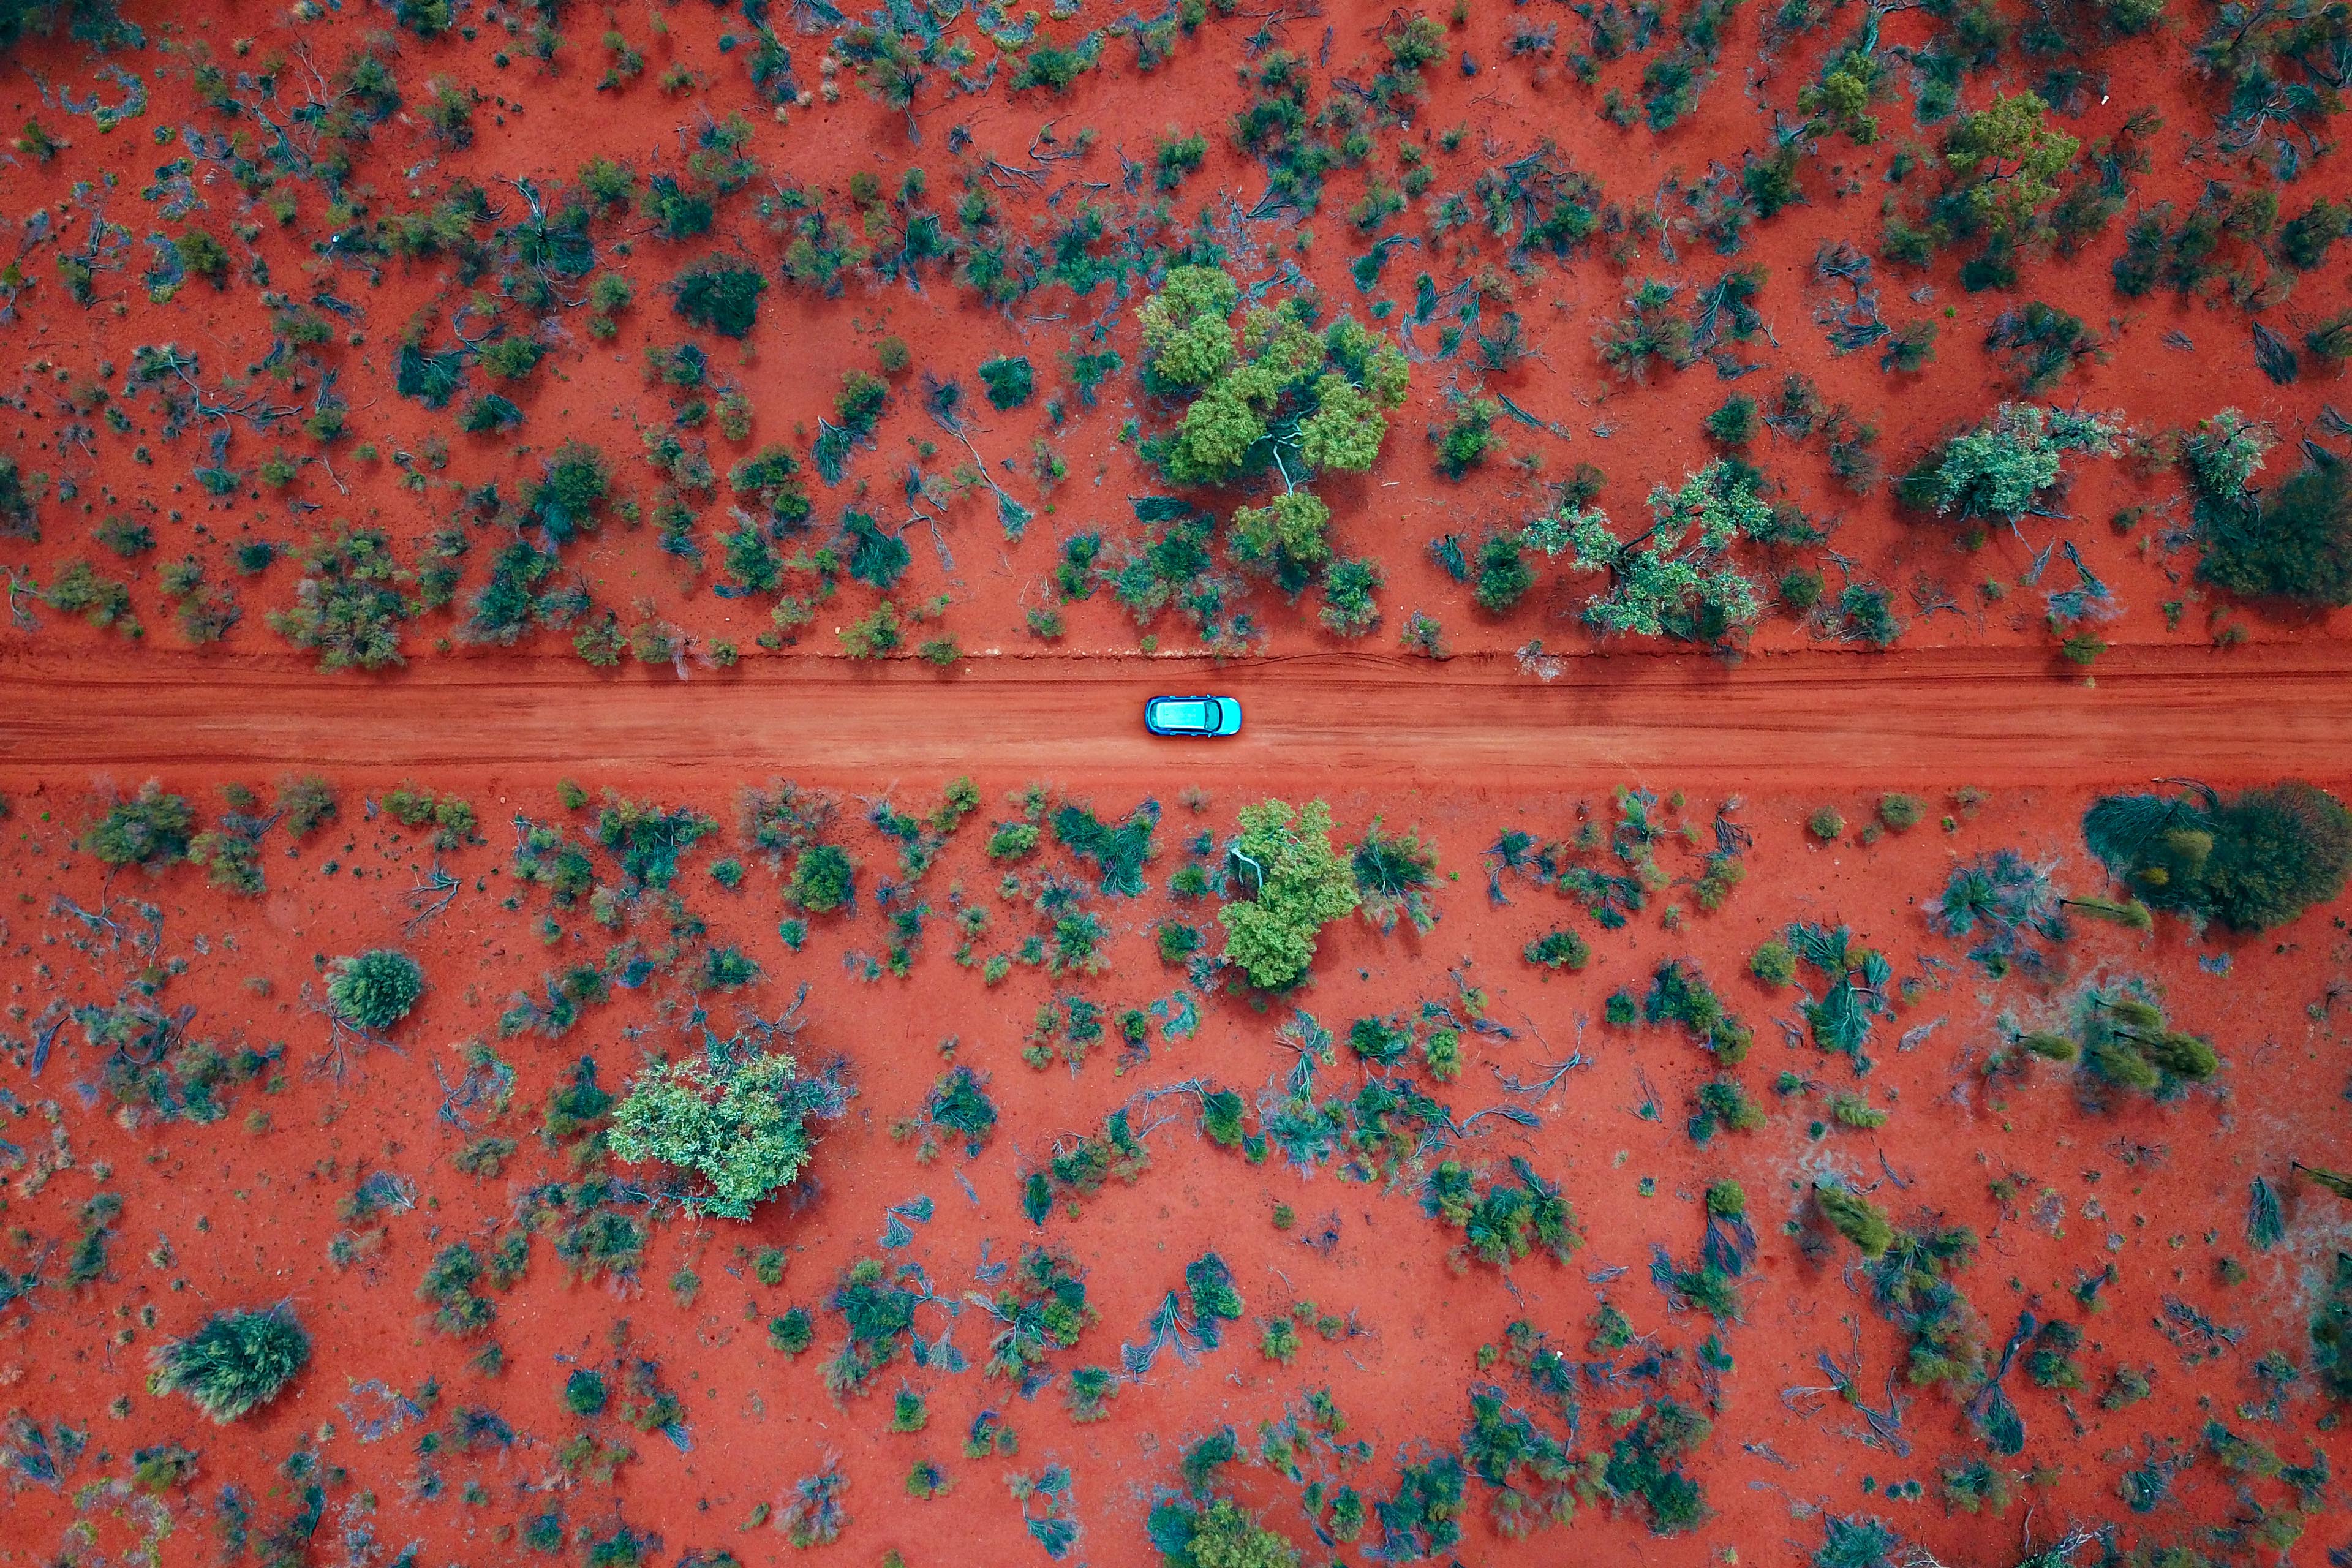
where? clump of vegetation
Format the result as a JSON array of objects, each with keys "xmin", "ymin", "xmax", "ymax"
[
  {"xmin": 1520, "ymin": 462, "xmax": 1770, "ymax": 644},
  {"xmin": 2084, "ymin": 781, "xmax": 2352, "ymax": 930},
  {"xmin": 88, "ymin": 783, "xmax": 195, "ymax": 869},
  {"xmin": 1136, "ymin": 264, "xmax": 1408, "ymax": 589},
  {"xmin": 1151, "ymin": 1496, "xmax": 1301, "ymax": 1568},
  {"xmin": 1814, "ymin": 1178, "xmax": 1893, "ymax": 1257},
  {"xmin": 609, "ymin": 1039, "xmax": 845, "ymax": 1219},
  {"xmin": 1219, "ymin": 798, "xmax": 1361, "ymax": 989},
  {"xmin": 1645, "ymin": 960, "xmax": 1752, "ymax": 1063},
  {"xmin": 2069, "ymin": 984, "xmax": 2220, "ymax": 1098},
  {"xmin": 671, "ymin": 256, "xmax": 769, "ymax": 338},
  {"xmin": 1898, "ymin": 403, "xmax": 2121, "ymax": 524},
  {"xmin": 1421, "ymin": 1159, "xmax": 1581, "ymax": 1267},
  {"xmin": 326, "ymin": 950, "xmax": 424, "ymax": 1031},
  {"xmin": 1350, "ymin": 819, "xmax": 1439, "ymax": 935},
  {"xmin": 1599, "ymin": 1398, "xmax": 1712, "ymax": 1533},
  {"xmin": 148, "ymin": 1305, "xmax": 310, "ymax": 1422}
]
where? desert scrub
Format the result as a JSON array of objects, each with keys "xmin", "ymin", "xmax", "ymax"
[
  {"xmin": 1420, "ymin": 1159, "xmax": 1580, "ymax": 1267},
  {"xmin": 88, "ymin": 783, "xmax": 195, "ymax": 869},
  {"xmin": 2070, "ymin": 985, "xmax": 2218, "ymax": 1098},
  {"xmin": 1813, "ymin": 1178, "xmax": 1893, "ymax": 1256},
  {"xmin": 326, "ymin": 949, "xmax": 424, "ymax": 1031},
  {"xmin": 1687, "ymin": 1076, "xmax": 1765, "ymax": 1142},
  {"xmin": 976, "ymin": 1246, "xmax": 1093, "ymax": 1379},
  {"xmin": 1523, "ymin": 927, "xmax": 1591, "ymax": 971},
  {"xmin": 901, "ymin": 1065, "xmax": 998, "ymax": 1159},
  {"xmin": 149, "ymin": 1305, "xmax": 310, "ymax": 1422},
  {"xmin": 821, "ymin": 1257, "xmax": 931, "ymax": 1397},
  {"xmin": 564, "ymin": 1368, "xmax": 609, "ymax": 1415},
  {"xmin": 1065, "ymin": 1365, "xmax": 1117, "ymax": 1422},
  {"xmin": 1645, "ymin": 960, "xmax": 1751, "ymax": 1061},
  {"xmin": 609, "ymin": 1045, "xmax": 843, "ymax": 1219},
  {"xmin": 1599, "ymin": 1397, "xmax": 1712, "ymax": 1534},
  {"xmin": 769, "ymin": 1307, "xmax": 815, "ymax": 1355},
  {"xmin": 789, "ymin": 844, "xmax": 856, "ymax": 911}
]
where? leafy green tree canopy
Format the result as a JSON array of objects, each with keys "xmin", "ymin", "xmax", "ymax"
[
  {"xmin": 1900, "ymin": 402, "xmax": 2121, "ymax": 522},
  {"xmin": 610, "ymin": 1047, "xmax": 829, "ymax": 1219},
  {"xmin": 1158, "ymin": 1497, "xmax": 1302, "ymax": 1568},
  {"xmin": 1944, "ymin": 91, "xmax": 2080, "ymax": 239},
  {"xmin": 89, "ymin": 782, "xmax": 195, "ymax": 869},
  {"xmin": 1526, "ymin": 461, "xmax": 1770, "ymax": 641},
  {"xmin": 1136, "ymin": 266, "xmax": 1408, "ymax": 491},
  {"xmin": 2180, "ymin": 408, "xmax": 2273, "ymax": 503},
  {"xmin": 671, "ymin": 255, "xmax": 769, "ymax": 339},
  {"xmin": 2200, "ymin": 459, "xmax": 2352, "ymax": 607},
  {"xmin": 1218, "ymin": 799, "xmax": 1361, "ymax": 989},
  {"xmin": 1228, "ymin": 491, "xmax": 1332, "ymax": 597}
]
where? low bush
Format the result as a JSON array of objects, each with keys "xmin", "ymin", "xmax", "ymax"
[
  {"xmin": 328, "ymin": 949, "xmax": 424, "ymax": 1031},
  {"xmin": 149, "ymin": 1305, "xmax": 310, "ymax": 1422}
]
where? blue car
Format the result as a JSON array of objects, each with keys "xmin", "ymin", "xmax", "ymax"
[{"xmin": 1145, "ymin": 695, "xmax": 1243, "ymax": 737}]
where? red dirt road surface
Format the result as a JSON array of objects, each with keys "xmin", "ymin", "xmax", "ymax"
[{"xmin": 7, "ymin": 642, "xmax": 2350, "ymax": 785}]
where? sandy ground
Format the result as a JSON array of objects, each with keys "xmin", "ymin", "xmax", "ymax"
[{"xmin": 7, "ymin": 640, "xmax": 2352, "ymax": 786}]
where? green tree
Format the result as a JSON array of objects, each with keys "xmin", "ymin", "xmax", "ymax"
[
  {"xmin": 671, "ymin": 257, "xmax": 769, "ymax": 339},
  {"xmin": 1898, "ymin": 403, "xmax": 2121, "ymax": 522},
  {"xmin": 1137, "ymin": 265, "xmax": 1408, "ymax": 493},
  {"xmin": 1228, "ymin": 492, "xmax": 1332, "ymax": 596},
  {"xmin": 978, "ymin": 355, "xmax": 1035, "ymax": 410},
  {"xmin": 528, "ymin": 440, "xmax": 612, "ymax": 543},
  {"xmin": 1528, "ymin": 461, "xmax": 1769, "ymax": 642},
  {"xmin": 1219, "ymin": 799, "xmax": 1362, "ymax": 989},
  {"xmin": 2200, "ymin": 460, "xmax": 2352, "ymax": 606},
  {"xmin": 1944, "ymin": 91, "xmax": 2079, "ymax": 239},
  {"xmin": 2180, "ymin": 408, "xmax": 2273, "ymax": 503},
  {"xmin": 1161, "ymin": 1497, "xmax": 1302, "ymax": 1568},
  {"xmin": 610, "ymin": 1049, "xmax": 823, "ymax": 1219},
  {"xmin": 328, "ymin": 949, "xmax": 425, "ymax": 1031},
  {"xmin": 149, "ymin": 1305, "xmax": 310, "ymax": 1422},
  {"xmin": 1139, "ymin": 266, "xmax": 1242, "ymax": 390},
  {"xmin": 266, "ymin": 527, "xmax": 412, "ymax": 671}
]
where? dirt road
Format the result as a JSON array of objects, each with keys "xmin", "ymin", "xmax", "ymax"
[{"xmin": 6, "ymin": 641, "xmax": 2346, "ymax": 787}]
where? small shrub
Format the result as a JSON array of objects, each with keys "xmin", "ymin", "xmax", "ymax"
[
  {"xmin": 148, "ymin": 1305, "xmax": 310, "ymax": 1422},
  {"xmin": 327, "ymin": 950, "xmax": 424, "ymax": 1031},
  {"xmin": 1523, "ymin": 928, "xmax": 1591, "ymax": 971},
  {"xmin": 671, "ymin": 257, "xmax": 769, "ymax": 339},
  {"xmin": 1877, "ymin": 794, "xmax": 1923, "ymax": 831},
  {"xmin": 978, "ymin": 355, "xmax": 1035, "ymax": 410}
]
